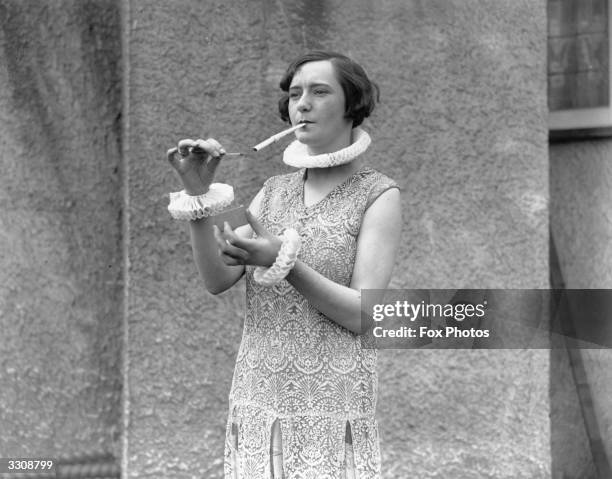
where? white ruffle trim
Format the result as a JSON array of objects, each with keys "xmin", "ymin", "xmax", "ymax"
[
  {"xmin": 253, "ymin": 228, "xmax": 301, "ymax": 286},
  {"xmin": 282, "ymin": 128, "xmax": 371, "ymax": 168},
  {"xmin": 167, "ymin": 183, "xmax": 234, "ymax": 221}
]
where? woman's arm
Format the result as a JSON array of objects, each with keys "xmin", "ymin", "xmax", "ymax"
[
  {"xmin": 167, "ymin": 137, "xmax": 265, "ymax": 295},
  {"xmin": 285, "ymin": 187, "xmax": 401, "ymax": 334},
  {"xmin": 189, "ymin": 188, "xmax": 263, "ymax": 294}
]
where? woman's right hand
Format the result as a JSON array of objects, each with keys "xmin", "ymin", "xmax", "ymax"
[{"xmin": 166, "ymin": 138, "xmax": 226, "ymax": 195}]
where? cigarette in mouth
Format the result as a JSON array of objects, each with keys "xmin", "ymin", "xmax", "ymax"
[{"xmin": 252, "ymin": 123, "xmax": 306, "ymax": 152}]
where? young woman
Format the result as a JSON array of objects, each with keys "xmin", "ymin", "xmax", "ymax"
[{"xmin": 167, "ymin": 50, "xmax": 402, "ymax": 479}]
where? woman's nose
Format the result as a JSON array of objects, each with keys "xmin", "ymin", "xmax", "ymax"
[{"xmin": 296, "ymin": 93, "xmax": 311, "ymax": 111}]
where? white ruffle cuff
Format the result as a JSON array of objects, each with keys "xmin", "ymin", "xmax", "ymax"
[
  {"xmin": 167, "ymin": 183, "xmax": 234, "ymax": 221},
  {"xmin": 253, "ymin": 228, "xmax": 301, "ymax": 286}
]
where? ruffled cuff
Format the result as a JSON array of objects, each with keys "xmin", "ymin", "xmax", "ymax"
[
  {"xmin": 253, "ymin": 228, "xmax": 301, "ymax": 286},
  {"xmin": 167, "ymin": 183, "xmax": 234, "ymax": 221}
]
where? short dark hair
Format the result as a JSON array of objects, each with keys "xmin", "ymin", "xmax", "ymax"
[{"xmin": 278, "ymin": 51, "xmax": 380, "ymax": 128}]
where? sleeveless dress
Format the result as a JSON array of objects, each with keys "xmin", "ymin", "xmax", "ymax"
[{"xmin": 224, "ymin": 166, "xmax": 399, "ymax": 479}]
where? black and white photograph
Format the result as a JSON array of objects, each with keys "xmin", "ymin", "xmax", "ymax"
[{"xmin": 1, "ymin": 0, "xmax": 611, "ymax": 478}]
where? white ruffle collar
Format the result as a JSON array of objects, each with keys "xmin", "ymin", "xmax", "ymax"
[{"xmin": 282, "ymin": 128, "xmax": 371, "ymax": 168}]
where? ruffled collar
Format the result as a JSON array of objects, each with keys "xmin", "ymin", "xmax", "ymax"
[{"xmin": 282, "ymin": 128, "xmax": 371, "ymax": 168}]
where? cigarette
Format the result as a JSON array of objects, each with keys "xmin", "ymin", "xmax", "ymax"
[
  {"xmin": 191, "ymin": 146, "xmax": 243, "ymax": 157},
  {"xmin": 252, "ymin": 123, "xmax": 306, "ymax": 151}
]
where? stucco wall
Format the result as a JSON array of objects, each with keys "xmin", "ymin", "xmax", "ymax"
[
  {"xmin": 550, "ymin": 138, "xmax": 612, "ymax": 475},
  {"xmin": 0, "ymin": 0, "xmax": 122, "ymax": 460},
  {"xmin": 125, "ymin": 0, "xmax": 550, "ymax": 477},
  {"xmin": 0, "ymin": 0, "xmax": 555, "ymax": 476}
]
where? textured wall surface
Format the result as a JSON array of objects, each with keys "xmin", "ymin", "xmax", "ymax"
[
  {"xmin": 550, "ymin": 139, "xmax": 612, "ymax": 473},
  {"xmin": 0, "ymin": 0, "xmax": 122, "ymax": 460},
  {"xmin": 12, "ymin": 0, "xmax": 612, "ymax": 477},
  {"xmin": 125, "ymin": 0, "xmax": 550, "ymax": 477}
]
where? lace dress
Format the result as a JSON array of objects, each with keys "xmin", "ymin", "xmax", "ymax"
[{"xmin": 224, "ymin": 166, "xmax": 399, "ymax": 479}]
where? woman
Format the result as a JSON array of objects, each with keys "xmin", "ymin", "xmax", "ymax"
[{"xmin": 167, "ymin": 51, "xmax": 401, "ymax": 478}]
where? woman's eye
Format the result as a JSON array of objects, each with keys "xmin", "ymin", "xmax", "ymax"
[
  {"xmin": 289, "ymin": 92, "xmax": 300, "ymax": 99},
  {"xmin": 313, "ymin": 89, "xmax": 328, "ymax": 95}
]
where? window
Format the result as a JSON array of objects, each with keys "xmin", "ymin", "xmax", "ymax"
[{"xmin": 548, "ymin": 0, "xmax": 612, "ymax": 137}]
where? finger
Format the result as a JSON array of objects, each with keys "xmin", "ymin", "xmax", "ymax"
[
  {"xmin": 193, "ymin": 138, "xmax": 223, "ymax": 158},
  {"xmin": 178, "ymin": 139, "xmax": 196, "ymax": 149},
  {"xmin": 178, "ymin": 139, "xmax": 196, "ymax": 157},
  {"xmin": 245, "ymin": 209, "xmax": 269, "ymax": 238},
  {"xmin": 220, "ymin": 252, "xmax": 244, "ymax": 266},
  {"xmin": 193, "ymin": 140, "xmax": 221, "ymax": 174},
  {"xmin": 197, "ymin": 139, "xmax": 223, "ymax": 176},
  {"xmin": 222, "ymin": 242, "xmax": 249, "ymax": 261},
  {"xmin": 206, "ymin": 138, "xmax": 226, "ymax": 156},
  {"xmin": 190, "ymin": 144, "xmax": 208, "ymax": 158},
  {"xmin": 221, "ymin": 222, "xmax": 255, "ymax": 249},
  {"xmin": 193, "ymin": 139, "xmax": 216, "ymax": 156},
  {"xmin": 167, "ymin": 147, "xmax": 180, "ymax": 168},
  {"xmin": 214, "ymin": 225, "xmax": 249, "ymax": 260},
  {"xmin": 205, "ymin": 155, "xmax": 222, "ymax": 176}
]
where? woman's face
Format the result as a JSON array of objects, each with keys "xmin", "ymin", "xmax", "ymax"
[{"xmin": 288, "ymin": 60, "xmax": 353, "ymax": 155}]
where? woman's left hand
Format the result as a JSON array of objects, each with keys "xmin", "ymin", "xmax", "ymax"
[{"xmin": 213, "ymin": 210, "xmax": 283, "ymax": 267}]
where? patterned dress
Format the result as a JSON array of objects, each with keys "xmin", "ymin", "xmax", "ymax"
[{"xmin": 224, "ymin": 166, "xmax": 399, "ymax": 478}]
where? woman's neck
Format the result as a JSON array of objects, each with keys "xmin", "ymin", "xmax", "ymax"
[
  {"xmin": 304, "ymin": 158, "xmax": 363, "ymax": 186},
  {"xmin": 305, "ymin": 127, "xmax": 353, "ymax": 157},
  {"xmin": 302, "ymin": 160, "xmax": 363, "ymax": 208}
]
